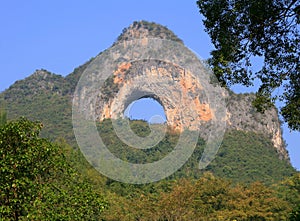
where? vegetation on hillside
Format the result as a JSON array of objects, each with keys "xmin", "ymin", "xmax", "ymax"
[
  {"xmin": 0, "ymin": 70, "xmax": 75, "ymax": 143},
  {"xmin": 97, "ymin": 119, "xmax": 295, "ymax": 184}
]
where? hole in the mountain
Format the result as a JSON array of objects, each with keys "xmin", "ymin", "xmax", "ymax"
[{"xmin": 124, "ymin": 97, "xmax": 166, "ymax": 124}]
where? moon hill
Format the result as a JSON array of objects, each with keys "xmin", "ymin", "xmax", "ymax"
[{"xmin": 0, "ymin": 21, "xmax": 296, "ymax": 184}]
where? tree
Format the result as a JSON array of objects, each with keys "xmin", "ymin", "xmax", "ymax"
[
  {"xmin": 277, "ymin": 173, "xmax": 300, "ymax": 221},
  {"xmin": 197, "ymin": 0, "xmax": 300, "ymax": 130},
  {"xmin": 0, "ymin": 108, "xmax": 7, "ymax": 127},
  {"xmin": 0, "ymin": 118, "xmax": 107, "ymax": 220},
  {"xmin": 289, "ymin": 204, "xmax": 300, "ymax": 221}
]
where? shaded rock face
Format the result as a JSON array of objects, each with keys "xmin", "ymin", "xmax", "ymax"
[{"xmin": 93, "ymin": 21, "xmax": 289, "ymax": 161}]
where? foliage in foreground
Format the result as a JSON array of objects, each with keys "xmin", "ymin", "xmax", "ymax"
[
  {"xmin": 0, "ymin": 118, "xmax": 107, "ymax": 220},
  {"xmin": 99, "ymin": 172, "xmax": 300, "ymax": 220},
  {"xmin": 0, "ymin": 118, "xmax": 299, "ymax": 220}
]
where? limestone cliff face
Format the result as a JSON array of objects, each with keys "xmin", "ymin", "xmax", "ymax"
[
  {"xmin": 225, "ymin": 92, "xmax": 288, "ymax": 160},
  {"xmin": 98, "ymin": 60, "xmax": 213, "ymax": 132},
  {"xmin": 93, "ymin": 21, "xmax": 289, "ymax": 161}
]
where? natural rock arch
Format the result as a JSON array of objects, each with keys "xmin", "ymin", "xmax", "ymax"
[
  {"xmin": 74, "ymin": 20, "xmax": 289, "ymax": 161},
  {"xmin": 98, "ymin": 60, "xmax": 213, "ymax": 132}
]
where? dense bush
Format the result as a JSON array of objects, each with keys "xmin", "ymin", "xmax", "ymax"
[{"xmin": 0, "ymin": 118, "xmax": 107, "ymax": 220}]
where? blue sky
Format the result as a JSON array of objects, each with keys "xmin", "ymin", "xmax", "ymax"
[{"xmin": 0, "ymin": 0, "xmax": 298, "ymax": 170}]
